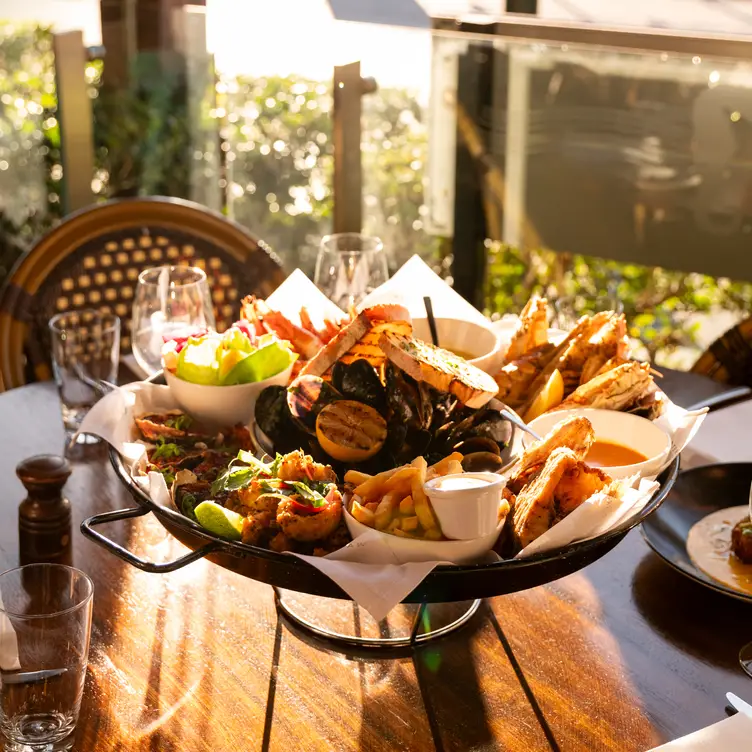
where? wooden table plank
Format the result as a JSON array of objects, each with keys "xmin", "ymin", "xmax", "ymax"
[{"xmin": 1, "ymin": 379, "xmax": 750, "ymax": 752}]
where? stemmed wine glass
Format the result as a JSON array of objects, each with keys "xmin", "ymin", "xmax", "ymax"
[
  {"xmin": 131, "ymin": 265, "xmax": 215, "ymax": 376},
  {"xmin": 314, "ymin": 233, "xmax": 389, "ymax": 310}
]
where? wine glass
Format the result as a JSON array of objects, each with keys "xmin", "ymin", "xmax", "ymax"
[
  {"xmin": 131, "ymin": 266, "xmax": 215, "ymax": 376},
  {"xmin": 314, "ymin": 233, "xmax": 389, "ymax": 310}
]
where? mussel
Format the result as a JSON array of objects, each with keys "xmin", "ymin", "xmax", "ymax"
[
  {"xmin": 461, "ymin": 452, "xmax": 506, "ymax": 474},
  {"xmin": 286, "ymin": 376, "xmax": 342, "ymax": 432},
  {"xmin": 332, "ymin": 360, "xmax": 386, "ymax": 412}
]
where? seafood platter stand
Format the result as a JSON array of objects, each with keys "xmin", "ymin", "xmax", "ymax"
[{"xmin": 2, "ymin": 258, "xmax": 751, "ymax": 751}]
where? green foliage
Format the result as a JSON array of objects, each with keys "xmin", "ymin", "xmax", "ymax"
[
  {"xmin": 88, "ymin": 54, "xmax": 192, "ymax": 198},
  {"xmin": 0, "ymin": 23, "xmax": 747, "ymax": 369},
  {"xmin": 0, "ymin": 23, "xmax": 61, "ymax": 278},
  {"xmin": 219, "ymin": 75, "xmax": 334, "ymax": 275},
  {"xmin": 484, "ymin": 242, "xmax": 752, "ymax": 364}
]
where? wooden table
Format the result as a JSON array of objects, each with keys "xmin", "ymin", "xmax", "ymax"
[{"xmin": 0, "ymin": 382, "xmax": 751, "ymax": 752}]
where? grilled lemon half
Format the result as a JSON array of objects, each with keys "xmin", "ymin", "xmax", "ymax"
[{"xmin": 315, "ymin": 400, "xmax": 388, "ymax": 463}]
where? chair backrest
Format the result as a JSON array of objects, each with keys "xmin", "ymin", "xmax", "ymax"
[
  {"xmin": 691, "ymin": 316, "xmax": 752, "ymax": 387},
  {"xmin": 0, "ymin": 196, "xmax": 285, "ymax": 390}
]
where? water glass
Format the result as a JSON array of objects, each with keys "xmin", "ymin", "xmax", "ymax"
[
  {"xmin": 314, "ymin": 233, "xmax": 389, "ymax": 310},
  {"xmin": 131, "ymin": 265, "xmax": 215, "ymax": 376},
  {"xmin": 0, "ymin": 564, "xmax": 93, "ymax": 752},
  {"xmin": 552, "ymin": 294, "xmax": 624, "ymax": 331},
  {"xmin": 49, "ymin": 310, "xmax": 120, "ymax": 437}
]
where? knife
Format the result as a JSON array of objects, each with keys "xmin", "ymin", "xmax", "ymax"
[{"xmin": 726, "ymin": 692, "xmax": 752, "ymax": 718}]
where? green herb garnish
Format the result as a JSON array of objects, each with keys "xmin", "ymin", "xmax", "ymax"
[
  {"xmin": 165, "ymin": 414, "xmax": 192, "ymax": 431},
  {"xmin": 152, "ymin": 438, "xmax": 183, "ymax": 461},
  {"xmin": 288, "ymin": 481, "xmax": 329, "ymax": 508}
]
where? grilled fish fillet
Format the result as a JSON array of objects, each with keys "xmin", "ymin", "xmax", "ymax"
[
  {"xmin": 379, "ymin": 332, "xmax": 498, "ymax": 409},
  {"xmin": 516, "ymin": 416, "xmax": 595, "ymax": 476},
  {"xmin": 512, "ymin": 448, "xmax": 580, "ymax": 549},
  {"xmin": 299, "ymin": 312, "xmax": 371, "ymax": 377}
]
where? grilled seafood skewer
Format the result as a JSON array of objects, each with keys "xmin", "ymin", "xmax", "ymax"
[
  {"xmin": 551, "ymin": 361, "xmax": 655, "ymax": 413},
  {"xmin": 505, "ymin": 295, "xmax": 549, "ymax": 361}
]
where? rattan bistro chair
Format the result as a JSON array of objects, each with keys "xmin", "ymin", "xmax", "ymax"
[
  {"xmin": 691, "ymin": 316, "xmax": 752, "ymax": 388},
  {"xmin": 0, "ymin": 197, "xmax": 285, "ymax": 391}
]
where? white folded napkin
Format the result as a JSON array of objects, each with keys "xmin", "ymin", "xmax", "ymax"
[
  {"xmin": 648, "ymin": 712, "xmax": 752, "ymax": 750},
  {"xmin": 265, "ymin": 268, "xmax": 346, "ymax": 327},
  {"xmin": 358, "ymin": 254, "xmax": 491, "ymax": 326}
]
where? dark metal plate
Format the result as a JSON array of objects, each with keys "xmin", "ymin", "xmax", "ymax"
[
  {"xmin": 100, "ymin": 445, "xmax": 679, "ymax": 603},
  {"xmin": 642, "ymin": 462, "xmax": 752, "ymax": 604}
]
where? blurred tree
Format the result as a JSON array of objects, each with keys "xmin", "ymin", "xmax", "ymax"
[{"xmin": 0, "ymin": 24, "xmax": 61, "ymax": 278}]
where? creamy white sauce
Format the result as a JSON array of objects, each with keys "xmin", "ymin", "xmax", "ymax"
[{"xmin": 433, "ymin": 476, "xmax": 490, "ymax": 491}]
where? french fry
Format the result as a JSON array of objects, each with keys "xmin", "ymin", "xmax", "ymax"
[
  {"xmin": 401, "ymin": 515, "xmax": 419, "ymax": 532},
  {"xmin": 384, "ymin": 466, "xmax": 418, "ymax": 491},
  {"xmin": 427, "ymin": 452, "xmax": 463, "ymax": 477},
  {"xmin": 399, "ymin": 495, "xmax": 415, "ymax": 515},
  {"xmin": 386, "ymin": 518, "xmax": 402, "ymax": 534},
  {"xmin": 365, "ymin": 502, "xmax": 378, "ymax": 513},
  {"xmin": 411, "ymin": 474, "xmax": 438, "ymax": 531},
  {"xmin": 423, "ymin": 528, "xmax": 443, "ymax": 541},
  {"xmin": 374, "ymin": 491, "xmax": 401, "ymax": 530},
  {"xmin": 354, "ymin": 467, "xmax": 400, "ymax": 500},
  {"xmin": 350, "ymin": 500, "xmax": 375, "ymax": 526},
  {"xmin": 447, "ymin": 460, "xmax": 464, "ymax": 476},
  {"xmin": 344, "ymin": 469, "xmax": 372, "ymax": 486},
  {"xmin": 411, "ymin": 456, "xmax": 428, "ymax": 474},
  {"xmin": 392, "ymin": 528, "xmax": 418, "ymax": 538}
]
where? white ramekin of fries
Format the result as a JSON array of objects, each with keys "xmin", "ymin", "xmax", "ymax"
[{"xmin": 343, "ymin": 453, "xmax": 510, "ymax": 564}]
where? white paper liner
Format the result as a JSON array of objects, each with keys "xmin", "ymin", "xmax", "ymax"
[
  {"xmin": 77, "ymin": 261, "xmax": 705, "ymax": 621},
  {"xmin": 648, "ymin": 712, "xmax": 752, "ymax": 751}
]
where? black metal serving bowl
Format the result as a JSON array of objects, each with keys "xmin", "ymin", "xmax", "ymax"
[{"xmin": 81, "ymin": 447, "xmax": 679, "ymax": 604}]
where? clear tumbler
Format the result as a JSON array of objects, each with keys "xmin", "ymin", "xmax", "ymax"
[
  {"xmin": 49, "ymin": 309, "xmax": 120, "ymax": 437},
  {"xmin": 0, "ymin": 564, "xmax": 93, "ymax": 752}
]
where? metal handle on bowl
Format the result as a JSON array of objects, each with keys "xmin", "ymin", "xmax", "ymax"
[{"xmin": 80, "ymin": 506, "xmax": 222, "ymax": 573}]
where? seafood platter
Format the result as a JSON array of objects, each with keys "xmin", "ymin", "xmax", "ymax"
[{"xmin": 82, "ymin": 268, "xmax": 695, "ymax": 610}]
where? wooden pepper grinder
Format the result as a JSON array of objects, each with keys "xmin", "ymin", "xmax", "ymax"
[{"xmin": 17, "ymin": 455, "xmax": 72, "ymax": 566}]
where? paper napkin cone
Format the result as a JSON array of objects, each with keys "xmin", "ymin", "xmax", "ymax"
[{"xmin": 358, "ymin": 255, "xmax": 490, "ymax": 326}]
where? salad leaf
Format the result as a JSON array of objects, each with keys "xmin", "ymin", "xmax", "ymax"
[
  {"xmin": 176, "ymin": 337, "xmax": 221, "ymax": 385},
  {"xmin": 221, "ymin": 341, "xmax": 295, "ymax": 386}
]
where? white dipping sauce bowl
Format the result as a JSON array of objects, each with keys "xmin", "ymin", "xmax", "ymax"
[
  {"xmin": 525, "ymin": 408, "xmax": 672, "ymax": 479},
  {"xmin": 424, "ymin": 472, "xmax": 507, "ymax": 540},
  {"xmin": 163, "ymin": 362, "xmax": 293, "ymax": 429},
  {"xmin": 410, "ymin": 318, "xmax": 503, "ymax": 375}
]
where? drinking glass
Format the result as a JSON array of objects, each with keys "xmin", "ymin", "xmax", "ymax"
[
  {"xmin": 314, "ymin": 233, "xmax": 389, "ymax": 310},
  {"xmin": 0, "ymin": 564, "xmax": 93, "ymax": 752},
  {"xmin": 131, "ymin": 265, "xmax": 215, "ymax": 376},
  {"xmin": 49, "ymin": 310, "xmax": 120, "ymax": 438},
  {"xmin": 552, "ymin": 293, "xmax": 624, "ymax": 331}
]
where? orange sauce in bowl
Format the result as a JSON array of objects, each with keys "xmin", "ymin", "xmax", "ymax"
[{"xmin": 585, "ymin": 440, "xmax": 648, "ymax": 468}]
